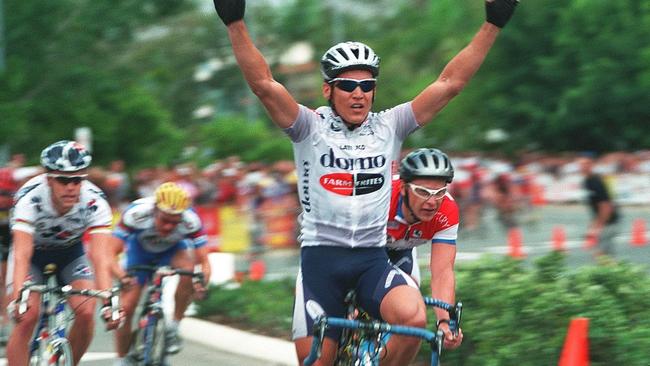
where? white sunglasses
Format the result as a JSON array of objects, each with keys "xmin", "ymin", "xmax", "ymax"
[{"xmin": 408, "ymin": 183, "xmax": 447, "ymax": 200}]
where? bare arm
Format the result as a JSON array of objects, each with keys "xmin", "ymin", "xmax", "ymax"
[
  {"xmin": 108, "ymin": 235, "xmax": 128, "ymax": 280},
  {"xmin": 412, "ymin": 23, "xmax": 500, "ymax": 126},
  {"xmin": 225, "ymin": 21, "xmax": 299, "ymax": 128},
  {"xmin": 429, "ymin": 242, "xmax": 463, "ymax": 348},
  {"xmin": 194, "ymin": 246, "xmax": 212, "ymax": 285},
  {"xmin": 9, "ymin": 230, "xmax": 34, "ymax": 300},
  {"xmin": 429, "ymin": 243, "xmax": 457, "ymax": 321},
  {"xmin": 87, "ymin": 232, "xmax": 114, "ymax": 291}
]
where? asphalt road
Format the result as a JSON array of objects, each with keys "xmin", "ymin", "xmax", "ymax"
[{"xmin": 0, "ymin": 321, "xmax": 273, "ymax": 366}]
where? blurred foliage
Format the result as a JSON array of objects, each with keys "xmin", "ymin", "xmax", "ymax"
[
  {"xmin": 430, "ymin": 252, "xmax": 650, "ymax": 365},
  {"xmin": 1, "ymin": 0, "xmax": 648, "ymax": 167},
  {"xmin": 197, "ymin": 277, "xmax": 295, "ymax": 337},
  {"xmin": 197, "ymin": 253, "xmax": 650, "ymax": 364}
]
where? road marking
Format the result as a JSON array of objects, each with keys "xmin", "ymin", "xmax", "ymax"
[{"xmin": 0, "ymin": 351, "xmax": 117, "ymax": 365}]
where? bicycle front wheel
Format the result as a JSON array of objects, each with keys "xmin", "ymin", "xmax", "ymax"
[
  {"xmin": 51, "ymin": 338, "xmax": 74, "ymax": 366},
  {"xmin": 143, "ymin": 315, "xmax": 167, "ymax": 366},
  {"xmin": 31, "ymin": 338, "xmax": 73, "ymax": 366}
]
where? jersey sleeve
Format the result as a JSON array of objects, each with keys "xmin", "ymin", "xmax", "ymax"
[
  {"xmin": 183, "ymin": 209, "xmax": 208, "ymax": 248},
  {"xmin": 431, "ymin": 197, "xmax": 460, "ymax": 245},
  {"xmin": 11, "ymin": 197, "xmax": 36, "ymax": 235},
  {"xmin": 283, "ymin": 105, "xmax": 317, "ymax": 143},
  {"xmin": 386, "ymin": 102, "xmax": 419, "ymax": 141},
  {"xmin": 112, "ymin": 208, "xmax": 136, "ymax": 241},
  {"xmin": 86, "ymin": 197, "xmax": 113, "ymax": 234}
]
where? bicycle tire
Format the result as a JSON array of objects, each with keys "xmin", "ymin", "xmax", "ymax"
[
  {"xmin": 129, "ymin": 327, "xmax": 146, "ymax": 363},
  {"xmin": 143, "ymin": 315, "xmax": 167, "ymax": 366},
  {"xmin": 29, "ymin": 338, "xmax": 73, "ymax": 366},
  {"xmin": 51, "ymin": 338, "xmax": 74, "ymax": 366},
  {"xmin": 29, "ymin": 352, "xmax": 43, "ymax": 366}
]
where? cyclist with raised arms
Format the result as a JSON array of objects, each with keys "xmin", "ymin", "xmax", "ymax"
[
  {"xmin": 213, "ymin": 0, "xmax": 518, "ymax": 364},
  {"xmin": 6, "ymin": 140, "xmax": 121, "ymax": 366},
  {"xmin": 387, "ymin": 148, "xmax": 463, "ymax": 351},
  {"xmin": 110, "ymin": 182, "xmax": 210, "ymax": 365}
]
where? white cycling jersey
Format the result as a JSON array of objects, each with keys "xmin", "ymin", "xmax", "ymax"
[
  {"xmin": 11, "ymin": 174, "xmax": 112, "ymax": 249},
  {"xmin": 284, "ymin": 103, "xmax": 418, "ymax": 248},
  {"xmin": 114, "ymin": 197, "xmax": 207, "ymax": 253}
]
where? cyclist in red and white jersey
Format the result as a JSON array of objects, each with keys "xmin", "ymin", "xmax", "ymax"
[
  {"xmin": 213, "ymin": 0, "xmax": 519, "ymax": 364},
  {"xmin": 6, "ymin": 140, "xmax": 122, "ymax": 366},
  {"xmin": 387, "ymin": 148, "xmax": 463, "ymax": 350}
]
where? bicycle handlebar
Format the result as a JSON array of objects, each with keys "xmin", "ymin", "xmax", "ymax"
[
  {"xmin": 423, "ymin": 297, "xmax": 463, "ymax": 335},
  {"xmin": 17, "ymin": 282, "xmax": 122, "ymax": 321},
  {"xmin": 303, "ymin": 316, "xmax": 444, "ymax": 366},
  {"xmin": 303, "ymin": 296, "xmax": 460, "ymax": 366},
  {"xmin": 124, "ymin": 265, "xmax": 205, "ymax": 289}
]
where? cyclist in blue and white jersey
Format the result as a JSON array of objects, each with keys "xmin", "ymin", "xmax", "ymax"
[
  {"xmin": 110, "ymin": 182, "xmax": 210, "ymax": 364},
  {"xmin": 213, "ymin": 0, "xmax": 519, "ymax": 364},
  {"xmin": 6, "ymin": 140, "xmax": 121, "ymax": 366}
]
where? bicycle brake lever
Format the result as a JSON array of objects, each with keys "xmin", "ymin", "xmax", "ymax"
[
  {"xmin": 451, "ymin": 302, "xmax": 463, "ymax": 336},
  {"xmin": 316, "ymin": 317, "xmax": 327, "ymax": 358},
  {"xmin": 435, "ymin": 329, "xmax": 444, "ymax": 360},
  {"xmin": 110, "ymin": 293, "xmax": 121, "ymax": 322},
  {"xmin": 18, "ymin": 287, "xmax": 31, "ymax": 315}
]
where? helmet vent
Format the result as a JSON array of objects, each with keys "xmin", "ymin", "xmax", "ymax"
[{"xmin": 418, "ymin": 154, "xmax": 428, "ymax": 167}]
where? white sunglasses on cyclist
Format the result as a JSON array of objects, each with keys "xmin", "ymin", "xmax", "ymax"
[{"xmin": 408, "ymin": 183, "xmax": 447, "ymax": 201}]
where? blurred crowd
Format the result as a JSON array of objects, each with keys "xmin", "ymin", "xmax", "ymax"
[{"xmin": 2, "ymin": 150, "xmax": 649, "ymax": 250}]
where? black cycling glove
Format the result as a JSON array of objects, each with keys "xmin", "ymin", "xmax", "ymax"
[
  {"xmin": 485, "ymin": 0, "xmax": 519, "ymax": 28},
  {"xmin": 214, "ymin": 0, "xmax": 246, "ymax": 26}
]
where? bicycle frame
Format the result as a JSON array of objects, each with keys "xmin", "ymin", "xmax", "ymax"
[
  {"xmin": 25, "ymin": 266, "xmax": 72, "ymax": 366},
  {"xmin": 127, "ymin": 265, "xmax": 204, "ymax": 365},
  {"xmin": 18, "ymin": 263, "xmax": 120, "ymax": 366}
]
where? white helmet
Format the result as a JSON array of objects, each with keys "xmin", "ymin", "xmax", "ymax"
[
  {"xmin": 320, "ymin": 41, "xmax": 380, "ymax": 81},
  {"xmin": 40, "ymin": 140, "xmax": 92, "ymax": 172}
]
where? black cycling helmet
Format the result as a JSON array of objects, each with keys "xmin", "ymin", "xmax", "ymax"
[
  {"xmin": 399, "ymin": 148, "xmax": 454, "ymax": 183},
  {"xmin": 40, "ymin": 140, "xmax": 92, "ymax": 172},
  {"xmin": 320, "ymin": 41, "xmax": 380, "ymax": 81}
]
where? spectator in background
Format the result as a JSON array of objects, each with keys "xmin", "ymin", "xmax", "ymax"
[
  {"xmin": 0, "ymin": 167, "xmax": 18, "ymax": 343},
  {"xmin": 104, "ymin": 160, "xmax": 130, "ymax": 210},
  {"xmin": 491, "ymin": 172, "xmax": 519, "ymax": 230},
  {"xmin": 172, "ymin": 164, "xmax": 200, "ymax": 201},
  {"xmin": 579, "ymin": 155, "xmax": 621, "ymax": 257}
]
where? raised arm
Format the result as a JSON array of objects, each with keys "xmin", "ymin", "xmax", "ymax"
[
  {"xmin": 214, "ymin": 0, "xmax": 299, "ymax": 128},
  {"xmin": 411, "ymin": 0, "xmax": 519, "ymax": 126}
]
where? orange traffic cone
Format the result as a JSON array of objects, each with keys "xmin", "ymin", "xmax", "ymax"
[
  {"xmin": 558, "ymin": 317, "xmax": 590, "ymax": 366},
  {"xmin": 507, "ymin": 227, "xmax": 526, "ymax": 258},
  {"xmin": 630, "ymin": 219, "xmax": 647, "ymax": 247},
  {"xmin": 552, "ymin": 225, "xmax": 566, "ymax": 252},
  {"xmin": 248, "ymin": 260, "xmax": 266, "ymax": 281}
]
